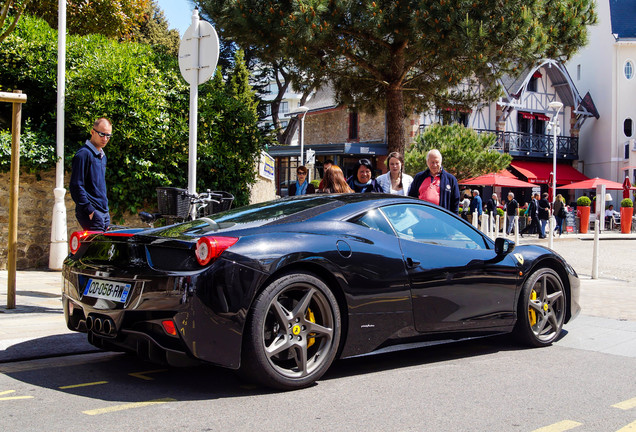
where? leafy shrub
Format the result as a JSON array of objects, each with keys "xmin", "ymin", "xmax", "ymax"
[
  {"xmin": 496, "ymin": 207, "xmax": 505, "ymax": 217},
  {"xmin": 0, "ymin": 123, "xmax": 56, "ymax": 172},
  {"xmin": 621, "ymin": 198, "xmax": 633, "ymax": 208},
  {"xmin": 576, "ymin": 196, "xmax": 591, "ymax": 206},
  {"xmin": 0, "ymin": 15, "xmax": 267, "ymax": 215}
]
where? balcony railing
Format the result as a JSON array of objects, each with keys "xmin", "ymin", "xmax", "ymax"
[{"xmin": 475, "ymin": 130, "xmax": 578, "ymax": 160}]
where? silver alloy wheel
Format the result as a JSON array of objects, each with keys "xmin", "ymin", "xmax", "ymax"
[
  {"xmin": 527, "ymin": 270, "xmax": 566, "ymax": 343},
  {"xmin": 261, "ymin": 283, "xmax": 336, "ymax": 379}
]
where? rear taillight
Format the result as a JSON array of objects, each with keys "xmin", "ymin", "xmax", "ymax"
[
  {"xmin": 69, "ymin": 230, "xmax": 100, "ymax": 255},
  {"xmin": 195, "ymin": 236, "xmax": 238, "ymax": 266}
]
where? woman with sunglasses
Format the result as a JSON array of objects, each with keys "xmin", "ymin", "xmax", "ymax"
[{"xmin": 288, "ymin": 165, "xmax": 315, "ymax": 196}]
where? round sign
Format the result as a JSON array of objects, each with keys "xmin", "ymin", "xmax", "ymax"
[{"xmin": 178, "ymin": 18, "xmax": 219, "ymax": 86}]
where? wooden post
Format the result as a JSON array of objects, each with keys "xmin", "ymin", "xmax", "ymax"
[{"xmin": 1, "ymin": 90, "xmax": 27, "ymax": 309}]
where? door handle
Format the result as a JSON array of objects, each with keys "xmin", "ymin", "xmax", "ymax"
[{"xmin": 406, "ymin": 257, "xmax": 420, "ymax": 268}]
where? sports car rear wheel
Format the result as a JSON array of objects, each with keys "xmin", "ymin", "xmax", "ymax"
[
  {"xmin": 241, "ymin": 272, "xmax": 341, "ymax": 390},
  {"xmin": 514, "ymin": 268, "xmax": 566, "ymax": 347}
]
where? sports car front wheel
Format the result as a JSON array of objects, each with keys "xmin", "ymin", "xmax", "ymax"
[
  {"xmin": 514, "ymin": 268, "xmax": 566, "ymax": 347},
  {"xmin": 241, "ymin": 272, "xmax": 341, "ymax": 390}
]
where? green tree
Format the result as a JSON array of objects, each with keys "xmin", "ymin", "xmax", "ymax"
[
  {"xmin": 200, "ymin": 0, "xmax": 596, "ymax": 155},
  {"xmin": 25, "ymin": 0, "xmax": 149, "ymax": 39},
  {"xmin": 0, "ymin": 15, "xmax": 267, "ymax": 215},
  {"xmin": 228, "ymin": 49, "xmax": 258, "ymax": 115},
  {"xmin": 405, "ymin": 124, "xmax": 512, "ymax": 181},
  {"xmin": 134, "ymin": 0, "xmax": 180, "ymax": 56},
  {"xmin": 1, "ymin": 0, "xmax": 31, "ymax": 42}
]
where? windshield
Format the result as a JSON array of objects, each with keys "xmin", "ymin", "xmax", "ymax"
[{"xmin": 151, "ymin": 196, "xmax": 339, "ymax": 238}]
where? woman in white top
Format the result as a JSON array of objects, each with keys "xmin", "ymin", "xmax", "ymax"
[{"xmin": 376, "ymin": 152, "xmax": 414, "ymax": 196}]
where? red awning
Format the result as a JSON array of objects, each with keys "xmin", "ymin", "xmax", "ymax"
[
  {"xmin": 535, "ymin": 113, "xmax": 550, "ymax": 121},
  {"xmin": 510, "ymin": 161, "xmax": 589, "ymax": 184},
  {"xmin": 520, "ymin": 112, "xmax": 535, "ymax": 119}
]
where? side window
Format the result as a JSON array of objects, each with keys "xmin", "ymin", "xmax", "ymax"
[
  {"xmin": 350, "ymin": 209, "xmax": 395, "ymax": 236},
  {"xmin": 380, "ymin": 204, "xmax": 488, "ymax": 249}
]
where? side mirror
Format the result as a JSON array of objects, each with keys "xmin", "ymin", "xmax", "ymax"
[{"xmin": 494, "ymin": 237, "xmax": 515, "ymax": 255}]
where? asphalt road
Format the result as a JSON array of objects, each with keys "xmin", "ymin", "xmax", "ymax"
[{"xmin": 1, "ymin": 333, "xmax": 635, "ymax": 431}]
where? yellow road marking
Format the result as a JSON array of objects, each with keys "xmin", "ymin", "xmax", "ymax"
[
  {"xmin": 0, "ymin": 396, "xmax": 34, "ymax": 401},
  {"xmin": 128, "ymin": 369, "xmax": 168, "ymax": 380},
  {"xmin": 531, "ymin": 420, "xmax": 583, "ymax": 432},
  {"xmin": 0, "ymin": 390, "xmax": 33, "ymax": 401},
  {"xmin": 613, "ymin": 397, "xmax": 636, "ymax": 410},
  {"xmin": 82, "ymin": 397, "xmax": 175, "ymax": 416},
  {"xmin": 616, "ymin": 420, "xmax": 636, "ymax": 432},
  {"xmin": 59, "ymin": 381, "xmax": 108, "ymax": 389}
]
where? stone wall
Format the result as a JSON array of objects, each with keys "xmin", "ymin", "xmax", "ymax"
[
  {"xmin": 0, "ymin": 168, "xmax": 275, "ymax": 270},
  {"xmin": 305, "ymin": 107, "xmax": 419, "ymax": 146}
]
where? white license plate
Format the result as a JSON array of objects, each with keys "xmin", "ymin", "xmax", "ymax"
[{"xmin": 83, "ymin": 278, "xmax": 131, "ymax": 303}]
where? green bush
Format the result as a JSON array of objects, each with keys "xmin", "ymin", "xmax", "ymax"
[
  {"xmin": 621, "ymin": 198, "xmax": 633, "ymax": 208},
  {"xmin": 0, "ymin": 122, "xmax": 56, "ymax": 172},
  {"xmin": 577, "ymin": 196, "xmax": 591, "ymax": 206},
  {"xmin": 310, "ymin": 179, "xmax": 321, "ymax": 189},
  {"xmin": 496, "ymin": 207, "xmax": 505, "ymax": 217},
  {"xmin": 0, "ymin": 15, "xmax": 267, "ymax": 216}
]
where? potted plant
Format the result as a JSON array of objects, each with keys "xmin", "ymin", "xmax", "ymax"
[
  {"xmin": 577, "ymin": 196, "xmax": 592, "ymax": 234},
  {"xmin": 620, "ymin": 198, "xmax": 633, "ymax": 234}
]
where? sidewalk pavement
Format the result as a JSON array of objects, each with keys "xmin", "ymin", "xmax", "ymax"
[{"xmin": 1, "ymin": 234, "xmax": 635, "ymax": 363}]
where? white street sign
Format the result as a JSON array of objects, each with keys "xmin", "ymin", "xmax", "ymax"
[{"xmin": 178, "ymin": 12, "xmax": 219, "ymax": 86}]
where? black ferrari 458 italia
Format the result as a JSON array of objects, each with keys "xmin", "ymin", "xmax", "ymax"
[{"xmin": 62, "ymin": 194, "xmax": 580, "ymax": 390}]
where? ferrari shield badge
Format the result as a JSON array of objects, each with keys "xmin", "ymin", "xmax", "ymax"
[{"xmin": 513, "ymin": 253, "xmax": 524, "ymax": 265}]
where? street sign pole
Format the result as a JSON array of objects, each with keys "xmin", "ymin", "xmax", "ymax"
[{"xmin": 178, "ymin": 9, "xmax": 219, "ymax": 211}]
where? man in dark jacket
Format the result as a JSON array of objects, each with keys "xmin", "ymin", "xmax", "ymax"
[
  {"xmin": 70, "ymin": 118, "xmax": 112, "ymax": 231},
  {"xmin": 520, "ymin": 193, "xmax": 541, "ymax": 237},
  {"xmin": 538, "ymin": 192, "xmax": 551, "ymax": 238},
  {"xmin": 408, "ymin": 149, "xmax": 460, "ymax": 213}
]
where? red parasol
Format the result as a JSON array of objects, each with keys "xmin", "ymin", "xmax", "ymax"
[
  {"xmin": 557, "ymin": 177, "xmax": 626, "ymax": 190},
  {"xmin": 459, "ymin": 170, "xmax": 536, "ymax": 188},
  {"xmin": 624, "ymin": 177, "xmax": 633, "ymax": 200}
]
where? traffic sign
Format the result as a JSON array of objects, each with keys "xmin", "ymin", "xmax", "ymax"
[{"xmin": 178, "ymin": 11, "xmax": 219, "ymax": 86}]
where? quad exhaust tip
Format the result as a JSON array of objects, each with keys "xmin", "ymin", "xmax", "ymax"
[{"xmin": 87, "ymin": 315, "xmax": 116, "ymax": 336}]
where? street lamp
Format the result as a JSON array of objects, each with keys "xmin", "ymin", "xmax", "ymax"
[
  {"xmin": 548, "ymin": 101, "xmax": 563, "ymax": 203},
  {"xmin": 291, "ymin": 105, "xmax": 309, "ymax": 166}
]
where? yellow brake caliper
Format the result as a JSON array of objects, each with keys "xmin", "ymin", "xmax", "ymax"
[
  {"xmin": 306, "ymin": 308, "xmax": 316, "ymax": 348},
  {"xmin": 528, "ymin": 290, "xmax": 537, "ymax": 326}
]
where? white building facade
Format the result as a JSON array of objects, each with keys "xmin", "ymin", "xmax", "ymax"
[{"xmin": 566, "ymin": 0, "xmax": 636, "ymax": 197}]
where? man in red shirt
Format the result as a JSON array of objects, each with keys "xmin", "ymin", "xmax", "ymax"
[{"xmin": 408, "ymin": 149, "xmax": 460, "ymax": 213}]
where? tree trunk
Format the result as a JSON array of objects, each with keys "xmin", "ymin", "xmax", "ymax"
[{"xmin": 386, "ymin": 86, "xmax": 406, "ymax": 156}]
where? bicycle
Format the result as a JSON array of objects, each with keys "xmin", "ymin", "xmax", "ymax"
[{"xmin": 139, "ymin": 187, "xmax": 234, "ymax": 227}]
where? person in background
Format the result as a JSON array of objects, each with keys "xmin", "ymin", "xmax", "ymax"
[
  {"xmin": 70, "ymin": 117, "xmax": 112, "ymax": 231},
  {"xmin": 486, "ymin": 193, "xmax": 499, "ymax": 231},
  {"xmin": 347, "ymin": 158, "xmax": 383, "ymax": 193},
  {"xmin": 538, "ymin": 192, "xmax": 551, "ymax": 238},
  {"xmin": 318, "ymin": 159, "xmax": 334, "ymax": 191},
  {"xmin": 521, "ymin": 193, "xmax": 540, "ymax": 237},
  {"xmin": 553, "ymin": 194, "xmax": 567, "ymax": 235},
  {"xmin": 288, "ymin": 165, "xmax": 315, "ymax": 196},
  {"xmin": 321, "ymin": 165, "xmax": 354, "ymax": 193},
  {"xmin": 460, "ymin": 193, "xmax": 471, "ymax": 220},
  {"xmin": 469, "ymin": 189, "xmax": 483, "ymax": 225},
  {"xmin": 408, "ymin": 149, "xmax": 460, "ymax": 213},
  {"xmin": 505, "ymin": 192, "xmax": 519, "ymax": 235},
  {"xmin": 376, "ymin": 152, "xmax": 414, "ymax": 196},
  {"xmin": 605, "ymin": 204, "xmax": 619, "ymax": 228}
]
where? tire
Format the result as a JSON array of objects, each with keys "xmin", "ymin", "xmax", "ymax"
[
  {"xmin": 514, "ymin": 268, "xmax": 567, "ymax": 347},
  {"xmin": 240, "ymin": 272, "xmax": 341, "ymax": 391}
]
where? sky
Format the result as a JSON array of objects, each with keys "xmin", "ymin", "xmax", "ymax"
[{"xmin": 156, "ymin": 0, "xmax": 196, "ymax": 36}]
